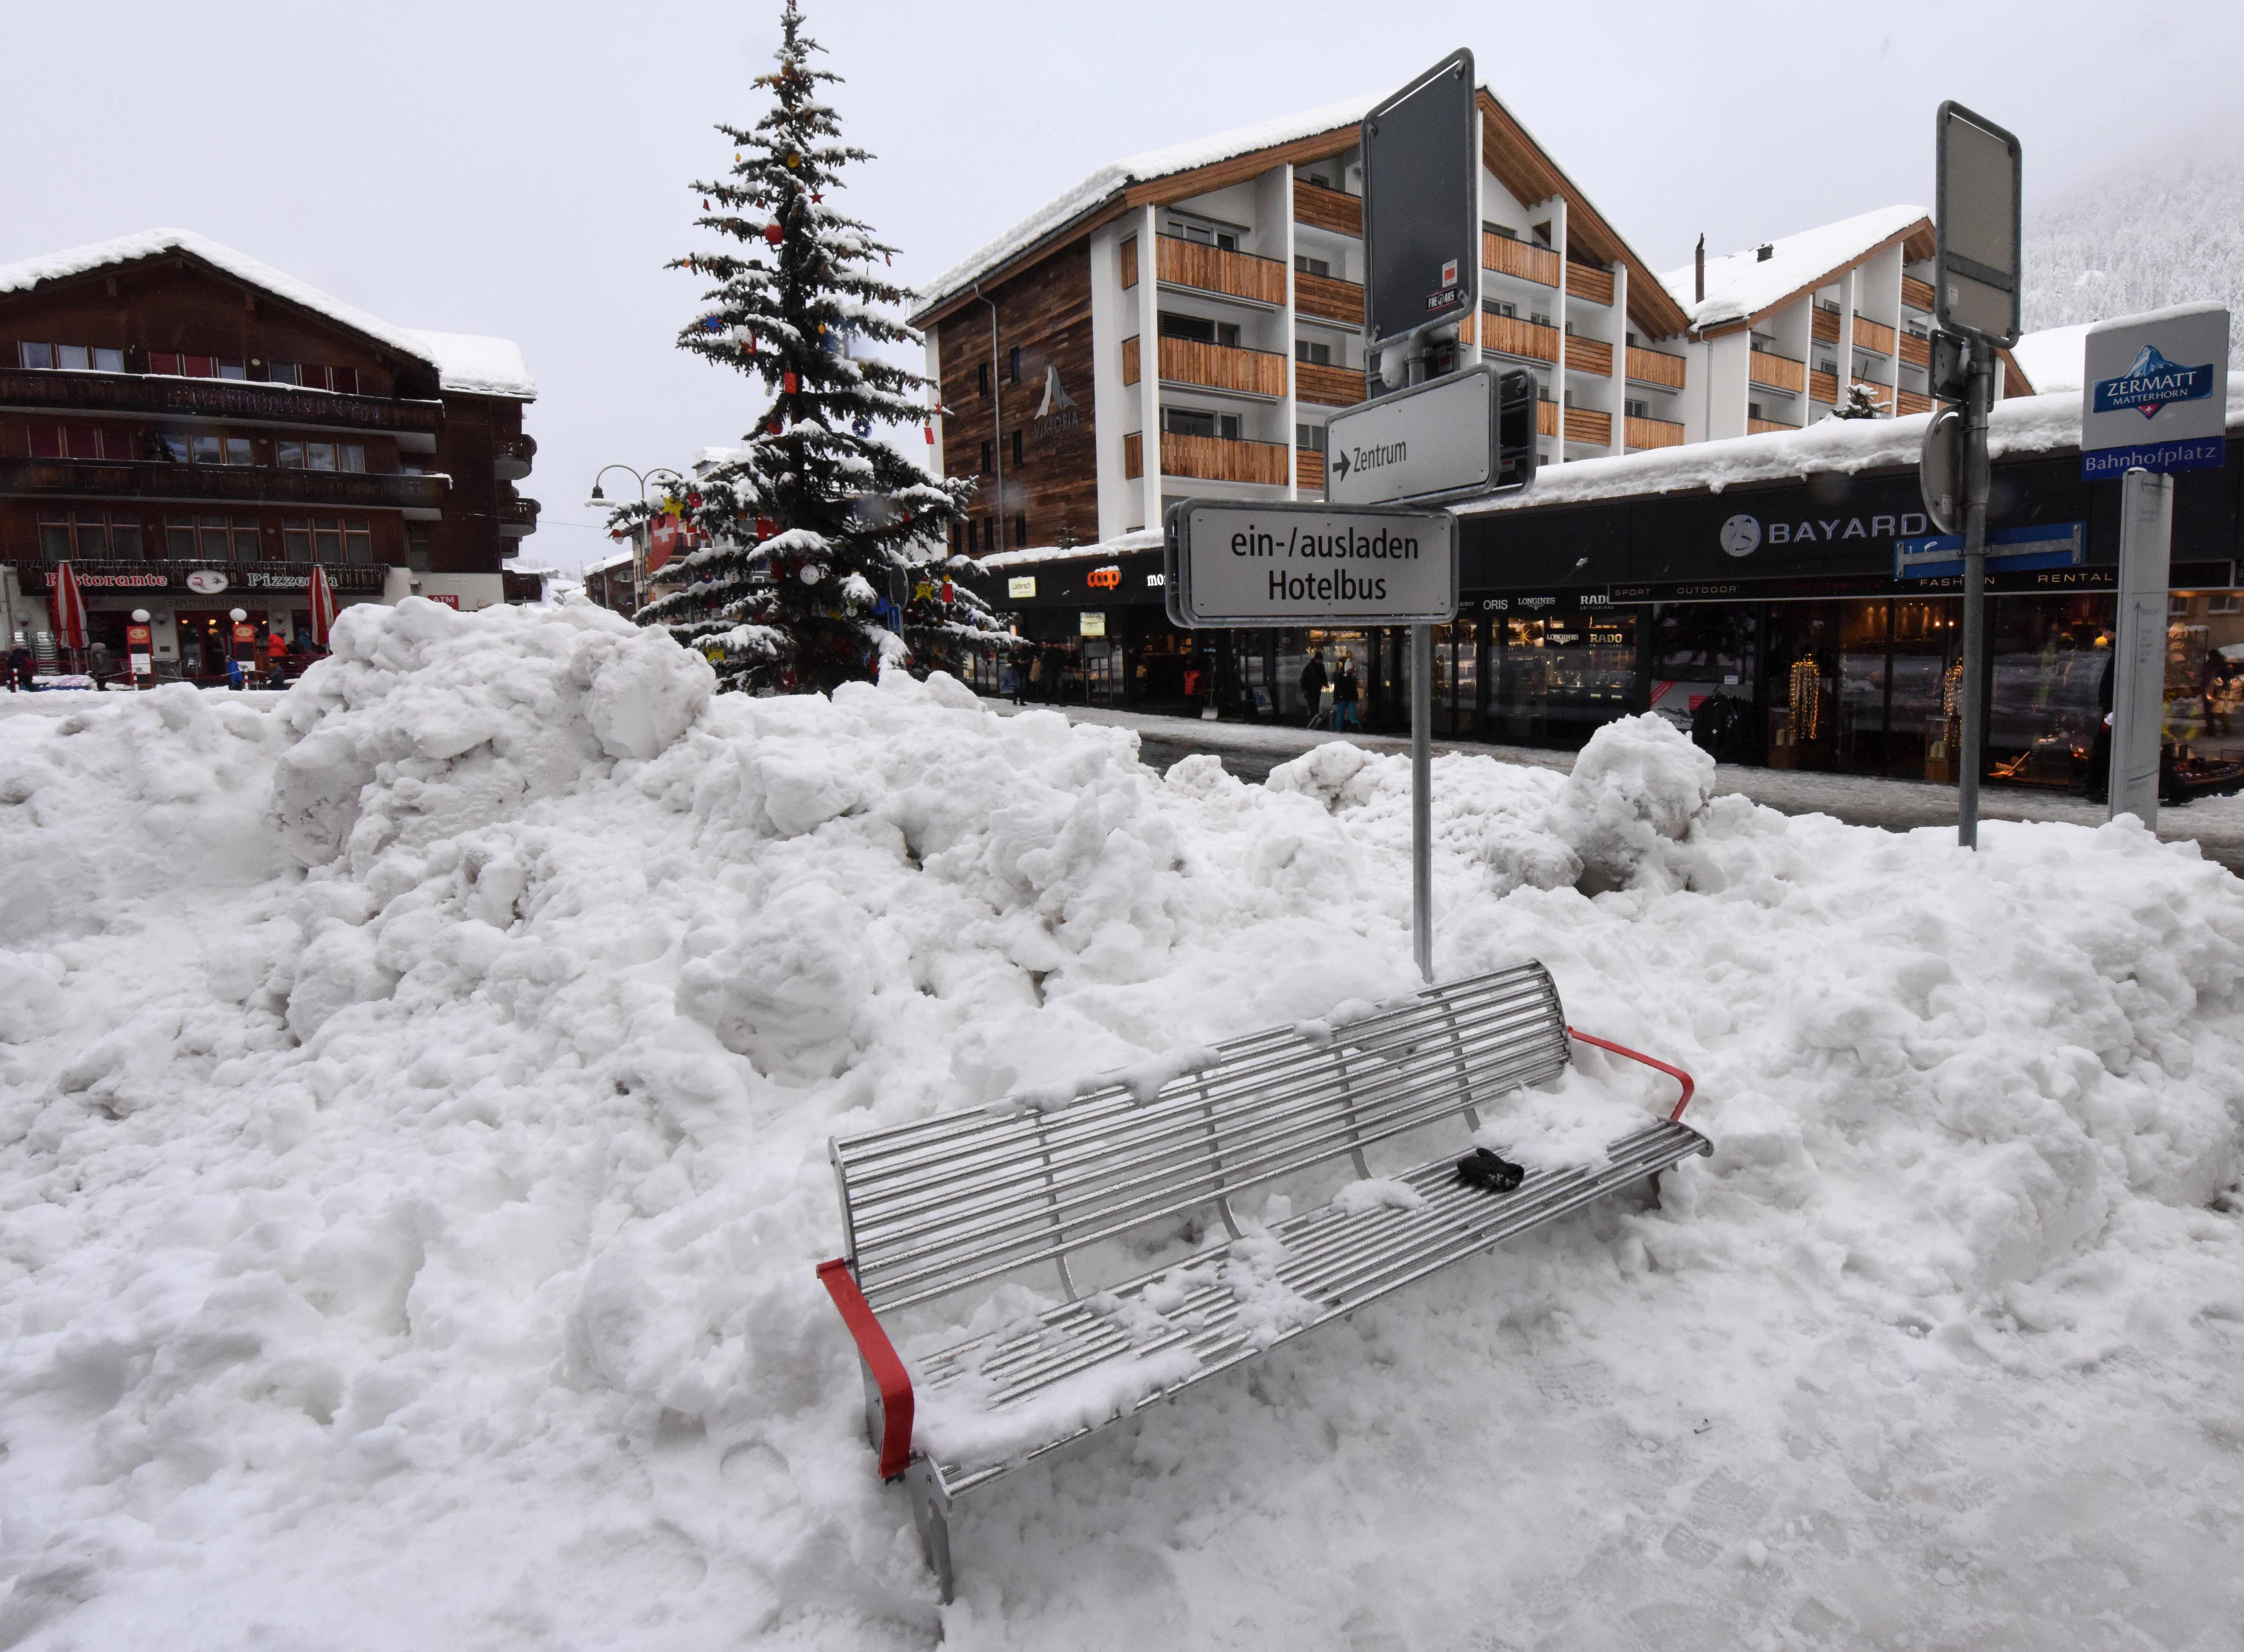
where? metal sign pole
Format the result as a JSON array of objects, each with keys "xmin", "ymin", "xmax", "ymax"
[
  {"xmin": 1411, "ymin": 622, "xmax": 1432, "ymax": 981},
  {"xmin": 1956, "ymin": 340, "xmax": 1994, "ymax": 848},
  {"xmin": 2110, "ymin": 466, "xmax": 2176, "ymax": 826}
]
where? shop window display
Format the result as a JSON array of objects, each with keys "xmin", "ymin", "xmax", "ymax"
[
  {"xmin": 1987, "ymin": 596, "xmax": 2111, "ymax": 789},
  {"xmin": 1492, "ymin": 609, "xmax": 1639, "ymax": 750}
]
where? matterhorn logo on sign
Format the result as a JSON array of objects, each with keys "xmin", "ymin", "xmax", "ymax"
[
  {"xmin": 2093, "ymin": 344, "xmax": 2216, "ymax": 420},
  {"xmin": 1035, "ymin": 364, "xmax": 1078, "ymax": 425}
]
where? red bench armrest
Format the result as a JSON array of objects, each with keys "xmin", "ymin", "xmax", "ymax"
[
  {"xmin": 817, "ymin": 1258, "xmax": 915, "ymax": 1480},
  {"xmin": 1566, "ymin": 1027, "xmax": 1697, "ymax": 1122}
]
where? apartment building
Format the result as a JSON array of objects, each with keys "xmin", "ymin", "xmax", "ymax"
[
  {"xmin": 909, "ymin": 89, "xmax": 1693, "ymax": 551},
  {"xmin": 1666, "ymin": 207, "xmax": 2035, "ymax": 441}
]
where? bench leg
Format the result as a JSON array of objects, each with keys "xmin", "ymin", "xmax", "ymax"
[{"xmin": 905, "ymin": 1458, "xmax": 955, "ymax": 1603}]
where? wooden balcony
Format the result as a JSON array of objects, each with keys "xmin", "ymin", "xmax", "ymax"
[
  {"xmin": 492, "ymin": 433, "xmax": 536, "ymax": 480},
  {"xmin": 1898, "ymin": 330, "xmax": 1931, "ymax": 368},
  {"xmin": 1156, "ymin": 235, "xmax": 1287, "ymax": 306},
  {"xmin": 1749, "ymin": 350, "xmax": 1806, "ymax": 393},
  {"xmin": 498, "ymin": 494, "xmax": 540, "ymax": 537},
  {"xmin": 1465, "ymin": 311, "xmax": 1558, "ymax": 363},
  {"xmin": 1162, "ymin": 431, "xmax": 1289, "ymax": 486},
  {"xmin": 0, "ymin": 366, "xmax": 442, "ymax": 433},
  {"xmin": 1123, "ymin": 431, "xmax": 1143, "ymax": 479},
  {"xmin": 1483, "ymin": 234, "xmax": 1560, "ymax": 287},
  {"xmin": 1627, "ymin": 345, "xmax": 1687, "ymax": 389},
  {"xmin": 1535, "ymin": 403, "xmax": 1611, "ymax": 445},
  {"xmin": 1122, "ymin": 335, "xmax": 1141, "ymax": 385},
  {"xmin": 1295, "ymin": 359, "xmax": 1367, "ymax": 406},
  {"xmin": 1122, "ymin": 236, "xmax": 1139, "ymax": 289},
  {"xmin": 1748, "ymin": 417, "xmax": 1793, "ymax": 435},
  {"xmin": 1566, "ymin": 261, "xmax": 1614, "ymax": 306},
  {"xmin": 1625, "ymin": 415, "xmax": 1685, "ymax": 450},
  {"xmin": 1566, "ymin": 336, "xmax": 1614, "ymax": 377},
  {"xmin": 1812, "ymin": 305, "xmax": 1841, "ymax": 343},
  {"xmin": 0, "ymin": 456, "xmax": 447, "ymax": 510},
  {"xmin": 1297, "ymin": 448, "xmax": 1325, "ymax": 491},
  {"xmin": 1295, "ymin": 270, "xmax": 1364, "ymax": 326},
  {"xmin": 1810, "ymin": 369, "xmax": 1838, "ymax": 403},
  {"xmin": 1156, "ymin": 336, "xmax": 1288, "ymax": 399},
  {"xmin": 1853, "ymin": 315, "xmax": 1896, "ymax": 354},
  {"xmin": 1292, "ymin": 182, "xmax": 1361, "ymax": 238},
  {"xmin": 1901, "ymin": 273, "xmax": 1936, "ymax": 312},
  {"xmin": 1896, "ymin": 388, "xmax": 1934, "ymax": 417}
]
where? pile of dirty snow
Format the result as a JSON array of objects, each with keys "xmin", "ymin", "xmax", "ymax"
[{"xmin": 2, "ymin": 596, "xmax": 2242, "ymax": 1650}]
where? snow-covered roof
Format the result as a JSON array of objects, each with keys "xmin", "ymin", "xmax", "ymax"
[
  {"xmin": 913, "ymin": 94, "xmax": 1375, "ymax": 323},
  {"xmin": 1660, "ymin": 205, "xmax": 1930, "ymax": 334},
  {"xmin": 0, "ymin": 228, "xmax": 531, "ymax": 398},
  {"xmin": 980, "ymin": 528, "xmax": 1164, "ymax": 571},
  {"xmin": 582, "ymin": 547, "xmax": 634, "ymax": 577},
  {"xmin": 1454, "ymin": 382, "xmax": 2244, "ymax": 519},
  {"xmin": 2008, "ymin": 323, "xmax": 2092, "ymax": 394},
  {"xmin": 397, "ymin": 329, "xmax": 535, "ymax": 400}
]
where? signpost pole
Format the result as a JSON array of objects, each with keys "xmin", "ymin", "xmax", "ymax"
[
  {"xmin": 2110, "ymin": 466, "xmax": 2175, "ymax": 827},
  {"xmin": 1956, "ymin": 340, "xmax": 1994, "ymax": 848},
  {"xmin": 1410, "ymin": 622, "xmax": 1433, "ymax": 982}
]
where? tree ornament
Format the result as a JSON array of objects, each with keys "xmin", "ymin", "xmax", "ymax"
[
  {"xmin": 686, "ymin": 491, "xmax": 702, "ymax": 511},
  {"xmin": 940, "ymin": 579, "xmax": 954, "ymax": 604},
  {"xmin": 923, "ymin": 423, "xmax": 934, "ymax": 444},
  {"xmin": 756, "ymin": 517, "xmax": 776, "ymax": 540},
  {"xmin": 800, "ymin": 563, "xmax": 822, "ymax": 585},
  {"xmin": 783, "ymin": 370, "xmax": 799, "ymax": 394},
  {"xmin": 852, "ymin": 416, "xmax": 873, "ymax": 437},
  {"xmin": 702, "ymin": 199, "xmax": 710, "ymax": 210},
  {"xmin": 764, "ymin": 222, "xmax": 783, "ymax": 246},
  {"xmin": 786, "ymin": 153, "xmax": 799, "ymax": 168}
]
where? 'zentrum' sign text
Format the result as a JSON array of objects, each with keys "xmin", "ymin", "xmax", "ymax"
[{"xmin": 1163, "ymin": 499, "xmax": 1456, "ymax": 627}]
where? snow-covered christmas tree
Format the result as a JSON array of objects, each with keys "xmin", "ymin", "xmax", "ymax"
[
  {"xmin": 1829, "ymin": 380, "xmax": 1887, "ymax": 419},
  {"xmin": 618, "ymin": 0, "xmax": 1006, "ymax": 694}
]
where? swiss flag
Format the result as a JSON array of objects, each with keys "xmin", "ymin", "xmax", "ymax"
[{"xmin": 648, "ymin": 513, "xmax": 681, "ymax": 573}]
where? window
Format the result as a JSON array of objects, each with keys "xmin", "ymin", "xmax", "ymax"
[
  {"xmin": 1530, "ymin": 313, "xmax": 1552, "ymax": 329},
  {"xmin": 1009, "ymin": 429, "xmax": 1023, "ymax": 468},
  {"xmin": 340, "ymin": 444, "xmax": 365, "ymax": 473},
  {"xmin": 1626, "ymin": 331, "xmax": 1639, "ymax": 346},
  {"xmin": 1625, "ymin": 399, "xmax": 1650, "ymax": 420},
  {"xmin": 1482, "ymin": 299, "xmax": 1516, "ymax": 319},
  {"xmin": 166, "ymin": 522, "xmax": 196, "ymax": 557},
  {"xmin": 111, "ymin": 522, "xmax": 143, "ymax": 559},
  {"xmin": 1303, "ymin": 171, "xmax": 1335, "ymax": 190},
  {"xmin": 184, "ymin": 356, "xmax": 215, "ymax": 378},
  {"xmin": 19, "ymin": 342, "xmax": 53, "ymax": 370},
  {"xmin": 1296, "ymin": 340, "xmax": 1332, "ymax": 365},
  {"xmin": 1161, "ymin": 407, "xmax": 1240, "ymax": 440},
  {"xmin": 94, "ymin": 347, "xmax": 123, "ymax": 373},
  {"xmin": 1167, "ymin": 217, "xmax": 1238, "ymax": 251},
  {"xmin": 268, "ymin": 362, "xmax": 300, "ymax": 386},
  {"xmin": 1750, "ymin": 333, "xmax": 1774, "ymax": 354},
  {"xmin": 306, "ymin": 442, "xmax": 336, "ymax": 471},
  {"xmin": 1158, "ymin": 313, "xmax": 1238, "ymax": 348},
  {"xmin": 28, "ymin": 425, "xmax": 62, "ymax": 459},
  {"xmin": 2210, "ymin": 593, "xmax": 2240, "ymax": 615},
  {"xmin": 193, "ymin": 516, "xmax": 229, "ymax": 560},
  {"xmin": 1294, "ymin": 254, "xmax": 1331, "ymax": 278},
  {"xmin": 154, "ymin": 432, "xmax": 188, "ymax": 463},
  {"xmin": 191, "ymin": 435, "xmax": 223, "ymax": 464},
  {"xmin": 37, "ymin": 517, "xmax": 71, "ymax": 560},
  {"xmin": 233, "ymin": 516, "xmax": 260, "ymax": 560},
  {"xmin": 68, "ymin": 427, "xmax": 104, "ymax": 460},
  {"xmin": 76, "ymin": 521, "xmax": 107, "ymax": 557},
  {"xmin": 217, "ymin": 361, "xmax": 247, "ymax": 380},
  {"xmin": 277, "ymin": 440, "xmax": 304, "ymax": 469},
  {"xmin": 2170, "ymin": 593, "xmax": 2194, "ymax": 617},
  {"xmin": 1748, "ymin": 401, "xmax": 1765, "ymax": 420},
  {"xmin": 225, "ymin": 437, "xmax": 253, "ymax": 466},
  {"xmin": 980, "ymin": 440, "xmax": 993, "ymax": 474},
  {"xmin": 1483, "ymin": 222, "xmax": 1517, "ymax": 241},
  {"xmin": 55, "ymin": 345, "xmax": 90, "ymax": 371},
  {"xmin": 1295, "ymin": 423, "xmax": 1326, "ymax": 453},
  {"xmin": 1011, "ymin": 513, "xmax": 1027, "ymax": 548},
  {"xmin": 315, "ymin": 521, "xmax": 344, "ymax": 563},
  {"xmin": 976, "ymin": 361, "xmax": 990, "ymax": 397},
  {"xmin": 344, "ymin": 520, "xmax": 373, "ymax": 564},
  {"xmin": 406, "ymin": 528, "xmax": 431, "ymax": 572},
  {"xmin": 1007, "ymin": 346, "xmax": 1021, "ymax": 384},
  {"xmin": 1816, "ymin": 358, "xmax": 1837, "ymax": 377},
  {"xmin": 283, "ymin": 518, "xmax": 311, "ymax": 562}
]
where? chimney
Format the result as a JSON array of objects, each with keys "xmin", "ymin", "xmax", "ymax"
[
  {"xmin": 1756, "ymin": 242, "xmax": 1774, "ymax": 262},
  {"xmin": 1694, "ymin": 234, "xmax": 1705, "ymax": 302}
]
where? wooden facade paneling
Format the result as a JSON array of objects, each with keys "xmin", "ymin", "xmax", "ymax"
[
  {"xmin": 1161, "ymin": 432, "xmax": 1288, "ymax": 486},
  {"xmin": 1296, "ymin": 448, "xmax": 1325, "ymax": 491},
  {"xmin": 1292, "ymin": 182, "xmax": 1362, "ymax": 238},
  {"xmin": 1901, "ymin": 273, "xmax": 1936, "ymax": 312},
  {"xmin": 1158, "ymin": 336, "xmax": 1287, "ymax": 398},
  {"xmin": 1154, "ymin": 236, "xmax": 1286, "ymax": 306},
  {"xmin": 1120, "ymin": 236, "xmax": 1138, "ymax": 290},
  {"xmin": 1566, "ymin": 261, "xmax": 1614, "ymax": 306},
  {"xmin": 1294, "ymin": 360, "xmax": 1366, "ymax": 407},
  {"xmin": 934, "ymin": 237, "xmax": 1098, "ymax": 553},
  {"xmin": 1123, "ymin": 431, "xmax": 1143, "ymax": 480},
  {"xmin": 1625, "ymin": 415, "xmax": 1685, "ymax": 450},
  {"xmin": 1626, "ymin": 344, "xmax": 1686, "ymax": 389},
  {"xmin": 1565, "ymin": 406, "xmax": 1610, "ymax": 445},
  {"xmin": 1295, "ymin": 271, "xmax": 1364, "ymax": 326},
  {"xmin": 1808, "ymin": 369, "xmax": 1838, "ymax": 403},
  {"xmin": 1812, "ymin": 305, "xmax": 1841, "ymax": 343},
  {"xmin": 1467, "ymin": 312, "xmax": 1558, "ymax": 363},
  {"xmin": 1565, "ymin": 336, "xmax": 1613, "ymax": 377},
  {"xmin": 1748, "ymin": 417, "xmax": 1792, "ymax": 435},
  {"xmin": 1482, "ymin": 234, "xmax": 1559, "ymax": 287},
  {"xmin": 1121, "ymin": 335, "xmax": 1140, "ymax": 386},
  {"xmin": 1898, "ymin": 330, "xmax": 1931, "ymax": 368},
  {"xmin": 1750, "ymin": 350, "xmax": 1807, "ymax": 393},
  {"xmin": 1853, "ymin": 314, "xmax": 1896, "ymax": 355},
  {"xmin": 1895, "ymin": 388, "xmax": 1933, "ymax": 417}
]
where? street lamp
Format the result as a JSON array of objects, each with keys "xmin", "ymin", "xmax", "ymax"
[{"xmin": 587, "ymin": 463, "xmax": 688, "ymax": 620}]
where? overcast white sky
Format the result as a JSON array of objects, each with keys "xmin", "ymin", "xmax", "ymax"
[{"xmin": 6, "ymin": 0, "xmax": 2239, "ymax": 574}]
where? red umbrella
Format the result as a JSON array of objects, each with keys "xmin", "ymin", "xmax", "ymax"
[
  {"xmin": 308, "ymin": 563, "xmax": 337, "ymax": 647},
  {"xmin": 49, "ymin": 562, "xmax": 88, "ymax": 664}
]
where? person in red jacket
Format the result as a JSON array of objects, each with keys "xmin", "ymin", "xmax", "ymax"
[{"xmin": 265, "ymin": 628, "xmax": 288, "ymax": 682}]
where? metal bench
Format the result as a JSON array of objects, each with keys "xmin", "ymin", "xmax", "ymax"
[{"xmin": 816, "ymin": 962, "xmax": 1709, "ymax": 1600}]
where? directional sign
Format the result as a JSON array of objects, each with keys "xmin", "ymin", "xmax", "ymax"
[
  {"xmin": 2079, "ymin": 303, "xmax": 2230, "ymax": 479},
  {"xmin": 1163, "ymin": 499, "xmax": 1456, "ymax": 627},
  {"xmin": 1326, "ymin": 364, "xmax": 1537, "ymax": 506},
  {"xmin": 1894, "ymin": 520, "xmax": 2084, "ymax": 581}
]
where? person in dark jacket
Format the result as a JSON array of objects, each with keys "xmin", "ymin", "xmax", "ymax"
[
  {"xmin": 1331, "ymin": 652, "xmax": 1361, "ymax": 733},
  {"xmin": 2083, "ymin": 647, "xmax": 2115, "ymax": 803},
  {"xmin": 7, "ymin": 643, "xmax": 32, "ymax": 693},
  {"xmin": 1298, "ymin": 647, "xmax": 1328, "ymax": 727}
]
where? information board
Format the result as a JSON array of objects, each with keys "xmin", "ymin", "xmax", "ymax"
[
  {"xmin": 1360, "ymin": 50, "xmax": 1477, "ymax": 349},
  {"xmin": 2079, "ymin": 304, "xmax": 2231, "ymax": 478},
  {"xmin": 1163, "ymin": 500, "xmax": 1456, "ymax": 627}
]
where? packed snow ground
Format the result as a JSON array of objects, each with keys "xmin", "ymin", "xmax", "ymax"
[{"xmin": 3, "ymin": 598, "xmax": 2242, "ymax": 1650}]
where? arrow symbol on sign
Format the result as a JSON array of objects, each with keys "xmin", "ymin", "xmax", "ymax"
[{"xmin": 1331, "ymin": 450, "xmax": 1351, "ymax": 480}]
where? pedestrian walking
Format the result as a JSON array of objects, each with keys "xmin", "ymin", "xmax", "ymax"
[
  {"xmin": 87, "ymin": 639, "xmax": 112, "ymax": 686},
  {"xmin": 1299, "ymin": 646, "xmax": 1328, "ymax": 728},
  {"xmin": 266, "ymin": 629, "xmax": 288, "ymax": 682},
  {"xmin": 1332, "ymin": 652, "xmax": 1361, "ymax": 733},
  {"xmin": 7, "ymin": 642, "xmax": 32, "ymax": 693},
  {"xmin": 1026, "ymin": 649, "xmax": 1044, "ymax": 702}
]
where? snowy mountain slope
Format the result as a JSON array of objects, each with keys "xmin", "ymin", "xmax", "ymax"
[
  {"xmin": 2024, "ymin": 149, "xmax": 2244, "ymax": 363},
  {"xmin": 2, "ymin": 601, "xmax": 2242, "ymax": 1648}
]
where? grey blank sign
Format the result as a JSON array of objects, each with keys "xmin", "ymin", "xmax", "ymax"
[{"xmin": 1935, "ymin": 102, "xmax": 2022, "ymax": 346}]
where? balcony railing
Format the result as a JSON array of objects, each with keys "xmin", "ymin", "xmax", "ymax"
[
  {"xmin": 1292, "ymin": 182, "xmax": 1361, "ymax": 238},
  {"xmin": 1156, "ymin": 236, "xmax": 1287, "ymax": 306},
  {"xmin": 1465, "ymin": 312, "xmax": 1558, "ymax": 363},
  {"xmin": 1483, "ymin": 234, "xmax": 1560, "ymax": 287},
  {"xmin": 1158, "ymin": 336, "xmax": 1288, "ymax": 399},
  {"xmin": 1813, "ymin": 306, "xmax": 1840, "ymax": 344},
  {"xmin": 1748, "ymin": 350, "xmax": 1807, "ymax": 393},
  {"xmin": 1297, "ymin": 448, "xmax": 1326, "ymax": 491},
  {"xmin": 1896, "ymin": 388, "xmax": 1934, "ymax": 417},
  {"xmin": 1123, "ymin": 431, "xmax": 1143, "ymax": 479},
  {"xmin": 0, "ymin": 457, "xmax": 448, "ymax": 510},
  {"xmin": 499, "ymin": 495, "xmax": 541, "ymax": 537},
  {"xmin": 1853, "ymin": 315, "xmax": 1897, "ymax": 355},
  {"xmin": 0, "ymin": 367, "xmax": 444, "ymax": 433},
  {"xmin": 1566, "ymin": 336, "xmax": 1614, "ymax": 377},
  {"xmin": 1295, "ymin": 270, "xmax": 1364, "ymax": 326},
  {"xmin": 1625, "ymin": 415, "xmax": 1685, "ymax": 450},
  {"xmin": 1295, "ymin": 360, "xmax": 1367, "ymax": 407},
  {"xmin": 1566, "ymin": 261, "xmax": 1615, "ymax": 306},
  {"xmin": 1901, "ymin": 274, "xmax": 1936, "ymax": 312},
  {"xmin": 1626, "ymin": 344, "xmax": 1687, "ymax": 389},
  {"xmin": 1161, "ymin": 431, "xmax": 1289, "ymax": 486},
  {"xmin": 493, "ymin": 433, "xmax": 536, "ymax": 480},
  {"xmin": 1898, "ymin": 331, "xmax": 1931, "ymax": 368},
  {"xmin": 1748, "ymin": 417, "xmax": 1793, "ymax": 436},
  {"xmin": 1535, "ymin": 403, "xmax": 1611, "ymax": 445},
  {"xmin": 4, "ymin": 556, "xmax": 393, "ymax": 594},
  {"xmin": 1810, "ymin": 369, "xmax": 1838, "ymax": 403}
]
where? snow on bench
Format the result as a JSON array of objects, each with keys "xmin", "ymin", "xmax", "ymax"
[{"xmin": 815, "ymin": 962, "xmax": 1709, "ymax": 1600}]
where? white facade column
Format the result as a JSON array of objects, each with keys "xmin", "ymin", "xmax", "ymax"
[
  {"xmin": 1465, "ymin": 111, "xmax": 1485, "ymax": 370},
  {"xmin": 1608, "ymin": 259, "xmax": 1627, "ymax": 456},
  {"xmin": 1836, "ymin": 267, "xmax": 1858, "ymax": 423},
  {"xmin": 1087, "ymin": 223, "xmax": 1133, "ymax": 541},
  {"xmin": 1137, "ymin": 203, "xmax": 1162, "ymax": 530},
  {"xmin": 1281, "ymin": 162, "xmax": 1298, "ymax": 500},
  {"xmin": 1549, "ymin": 196, "xmax": 1568, "ymax": 463}
]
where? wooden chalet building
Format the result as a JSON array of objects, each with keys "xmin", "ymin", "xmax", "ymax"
[{"xmin": 0, "ymin": 229, "xmax": 536, "ymax": 674}]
